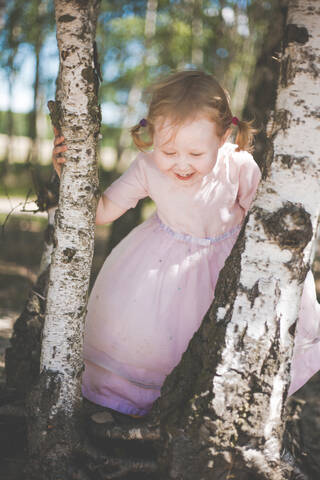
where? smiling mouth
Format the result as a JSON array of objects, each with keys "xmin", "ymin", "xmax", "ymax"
[{"xmin": 175, "ymin": 172, "xmax": 195, "ymax": 180}]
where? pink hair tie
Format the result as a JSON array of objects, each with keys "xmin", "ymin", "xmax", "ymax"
[
  {"xmin": 231, "ymin": 116, "xmax": 239, "ymax": 126},
  {"xmin": 139, "ymin": 118, "xmax": 147, "ymax": 127}
]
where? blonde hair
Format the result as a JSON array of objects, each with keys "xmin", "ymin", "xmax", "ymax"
[{"xmin": 131, "ymin": 70, "xmax": 257, "ymax": 153}]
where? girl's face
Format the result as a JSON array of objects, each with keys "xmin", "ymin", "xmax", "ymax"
[{"xmin": 153, "ymin": 115, "xmax": 229, "ymax": 186}]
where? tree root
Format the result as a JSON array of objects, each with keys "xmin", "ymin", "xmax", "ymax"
[
  {"xmin": 75, "ymin": 438, "xmax": 159, "ymax": 479},
  {"xmin": 88, "ymin": 417, "xmax": 160, "ymax": 442}
]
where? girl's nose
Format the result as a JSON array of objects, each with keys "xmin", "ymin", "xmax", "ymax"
[{"xmin": 175, "ymin": 154, "xmax": 190, "ymax": 171}]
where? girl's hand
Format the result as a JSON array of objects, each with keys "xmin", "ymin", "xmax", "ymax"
[{"xmin": 52, "ymin": 126, "xmax": 68, "ymax": 178}]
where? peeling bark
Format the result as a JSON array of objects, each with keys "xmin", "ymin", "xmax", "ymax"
[
  {"xmin": 156, "ymin": 1, "xmax": 320, "ymax": 478},
  {"xmin": 24, "ymin": 1, "xmax": 101, "ymax": 478}
]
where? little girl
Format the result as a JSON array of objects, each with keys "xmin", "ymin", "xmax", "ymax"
[{"xmin": 53, "ymin": 70, "xmax": 320, "ymax": 417}]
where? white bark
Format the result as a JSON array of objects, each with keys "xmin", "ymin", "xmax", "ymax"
[
  {"xmin": 208, "ymin": 0, "xmax": 320, "ymax": 462},
  {"xmin": 39, "ymin": 0, "xmax": 100, "ymax": 415},
  {"xmin": 38, "ymin": 207, "xmax": 56, "ymax": 275},
  {"xmin": 159, "ymin": 1, "xmax": 320, "ymax": 478}
]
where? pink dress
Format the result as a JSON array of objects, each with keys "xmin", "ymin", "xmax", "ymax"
[{"xmin": 81, "ymin": 142, "xmax": 320, "ymax": 415}]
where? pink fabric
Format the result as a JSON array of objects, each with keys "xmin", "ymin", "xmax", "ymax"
[
  {"xmin": 288, "ymin": 270, "xmax": 320, "ymax": 396},
  {"xmin": 81, "ymin": 142, "xmax": 320, "ymax": 415}
]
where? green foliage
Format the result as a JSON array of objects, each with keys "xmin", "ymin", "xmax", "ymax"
[
  {"xmin": 0, "ymin": 0, "xmax": 279, "ymax": 191},
  {"xmin": 95, "ymin": 0, "xmax": 278, "ymax": 123}
]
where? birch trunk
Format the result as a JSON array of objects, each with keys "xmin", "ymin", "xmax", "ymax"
[
  {"xmin": 157, "ymin": 0, "xmax": 320, "ymax": 478},
  {"xmin": 25, "ymin": 1, "xmax": 101, "ymax": 478}
]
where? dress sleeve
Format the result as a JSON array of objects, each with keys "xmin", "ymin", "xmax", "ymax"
[
  {"xmin": 103, "ymin": 154, "xmax": 149, "ymax": 210},
  {"xmin": 237, "ymin": 153, "xmax": 262, "ymax": 213}
]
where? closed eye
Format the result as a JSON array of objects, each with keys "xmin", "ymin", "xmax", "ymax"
[
  {"xmin": 163, "ymin": 151, "xmax": 176, "ymax": 156},
  {"xmin": 190, "ymin": 152, "xmax": 204, "ymax": 157}
]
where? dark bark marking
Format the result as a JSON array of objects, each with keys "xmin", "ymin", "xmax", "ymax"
[
  {"xmin": 63, "ymin": 247, "xmax": 76, "ymax": 262},
  {"xmin": 75, "ymin": 0, "xmax": 92, "ymax": 8},
  {"xmin": 93, "ymin": 42, "xmax": 103, "ymax": 83},
  {"xmin": 288, "ymin": 320, "xmax": 297, "ymax": 337},
  {"xmin": 258, "ymin": 319, "xmax": 282, "ymax": 395},
  {"xmin": 240, "ymin": 280, "xmax": 260, "ymax": 308},
  {"xmin": 280, "ymin": 54, "xmax": 295, "ymax": 88},
  {"xmin": 234, "ymin": 325, "xmax": 248, "ymax": 350},
  {"xmin": 308, "ymin": 108, "xmax": 320, "ymax": 119},
  {"xmin": 261, "ymin": 203, "xmax": 313, "ymax": 252},
  {"xmin": 284, "ymin": 253, "xmax": 310, "ymax": 284},
  {"xmin": 277, "ymin": 154, "xmax": 306, "ymax": 168},
  {"xmin": 274, "ymin": 109, "xmax": 291, "ymax": 131},
  {"xmin": 47, "ymin": 100, "xmax": 63, "ymax": 132},
  {"xmin": 58, "ymin": 14, "xmax": 76, "ymax": 23},
  {"xmin": 61, "ymin": 50, "xmax": 69, "ymax": 61},
  {"xmin": 262, "ymin": 142, "xmax": 275, "ymax": 179},
  {"xmin": 266, "ymin": 109, "xmax": 292, "ymax": 138},
  {"xmin": 295, "ymin": 50, "xmax": 320, "ymax": 79},
  {"xmin": 284, "ymin": 24, "xmax": 309, "ymax": 49},
  {"xmin": 309, "ymin": 61, "xmax": 320, "ymax": 78},
  {"xmin": 81, "ymin": 66, "xmax": 96, "ymax": 83}
]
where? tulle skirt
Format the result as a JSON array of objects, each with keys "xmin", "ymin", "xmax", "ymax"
[
  {"xmin": 81, "ymin": 213, "xmax": 320, "ymax": 415},
  {"xmin": 82, "ymin": 213, "xmax": 240, "ymax": 415},
  {"xmin": 288, "ymin": 269, "xmax": 320, "ymax": 396}
]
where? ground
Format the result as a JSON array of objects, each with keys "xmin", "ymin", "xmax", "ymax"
[{"xmin": 0, "ymin": 209, "xmax": 319, "ymax": 479}]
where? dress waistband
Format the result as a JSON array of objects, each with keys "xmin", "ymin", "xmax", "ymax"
[{"xmin": 155, "ymin": 214, "xmax": 242, "ymax": 247}]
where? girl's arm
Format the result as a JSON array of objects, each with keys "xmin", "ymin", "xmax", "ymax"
[
  {"xmin": 52, "ymin": 129, "xmax": 127, "ymax": 225},
  {"xmin": 95, "ymin": 195, "xmax": 126, "ymax": 225}
]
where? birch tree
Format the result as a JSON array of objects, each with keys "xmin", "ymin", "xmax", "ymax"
[
  {"xmin": 156, "ymin": 0, "xmax": 320, "ymax": 478},
  {"xmin": 24, "ymin": 1, "xmax": 101, "ymax": 478}
]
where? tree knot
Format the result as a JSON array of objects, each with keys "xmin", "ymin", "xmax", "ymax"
[{"xmin": 262, "ymin": 203, "xmax": 312, "ymax": 252}]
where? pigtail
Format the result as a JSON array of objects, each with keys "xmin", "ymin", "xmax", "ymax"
[
  {"xmin": 130, "ymin": 120, "xmax": 153, "ymax": 151},
  {"xmin": 234, "ymin": 118, "xmax": 258, "ymax": 153}
]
